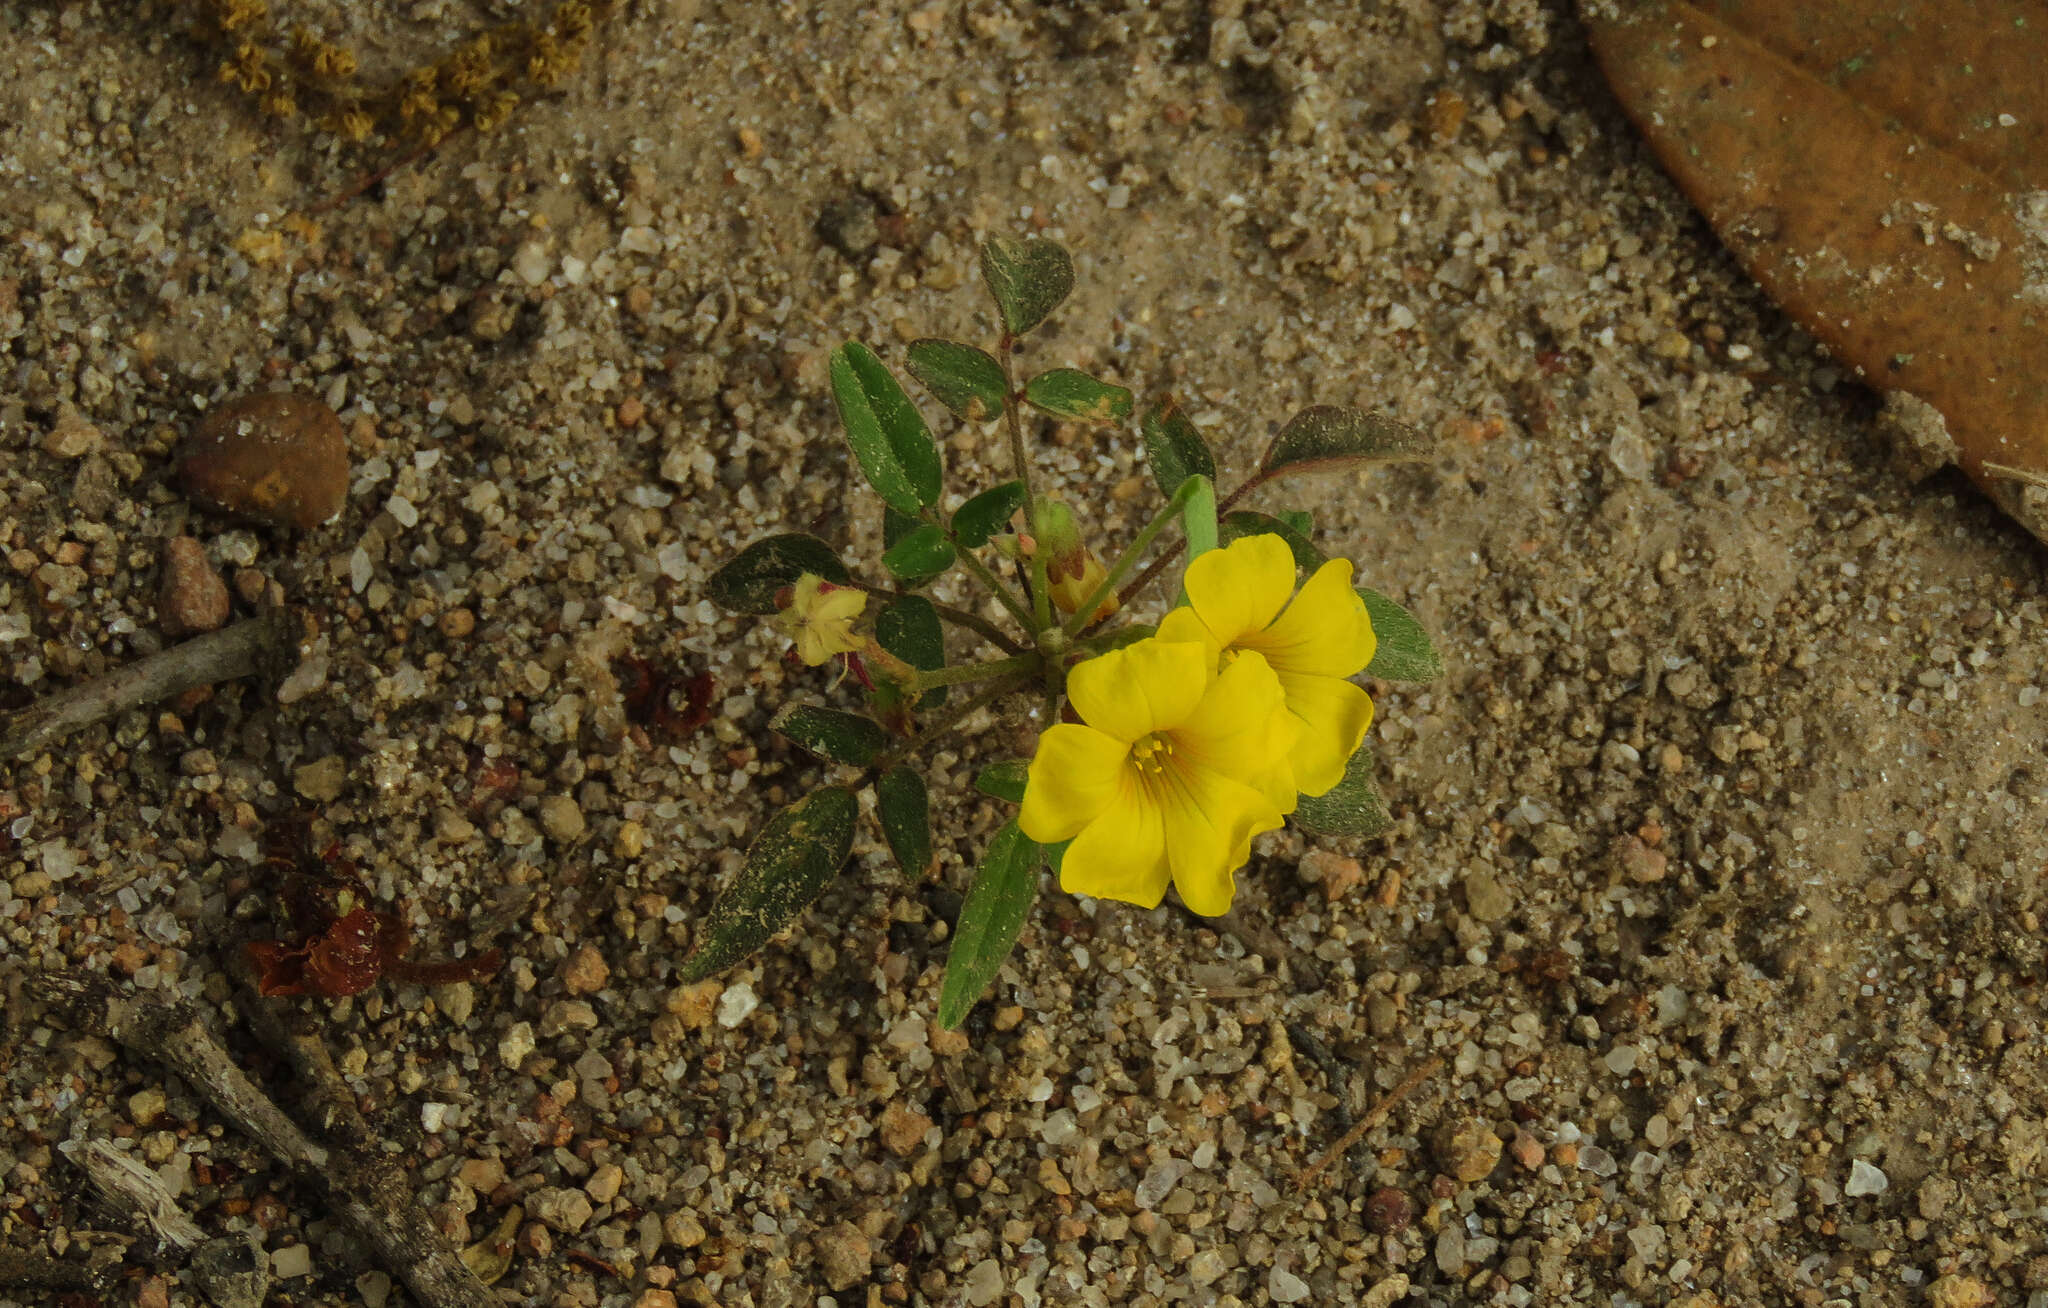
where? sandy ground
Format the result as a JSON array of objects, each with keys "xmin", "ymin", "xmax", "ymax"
[{"xmin": 3, "ymin": 2, "xmax": 2047, "ymax": 1305}]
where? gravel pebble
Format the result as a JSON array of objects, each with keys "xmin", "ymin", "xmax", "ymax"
[
  {"xmin": 560, "ymin": 942, "xmax": 609, "ymax": 995},
  {"xmin": 292, "ymin": 755, "xmax": 347, "ymax": 803},
  {"xmin": 157, "ymin": 537, "xmax": 230, "ymax": 638},
  {"xmin": 1435, "ymin": 1118, "xmax": 1502, "ymax": 1182},
  {"xmin": 815, "ymin": 1220, "xmax": 871, "ymax": 1290},
  {"xmin": 177, "ymin": 391, "xmax": 350, "ymax": 529},
  {"xmin": 528, "ymin": 1187, "xmax": 594, "ymax": 1234}
]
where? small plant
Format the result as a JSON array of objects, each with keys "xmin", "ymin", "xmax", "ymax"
[{"xmin": 693, "ymin": 237, "xmax": 1443, "ymax": 1026}]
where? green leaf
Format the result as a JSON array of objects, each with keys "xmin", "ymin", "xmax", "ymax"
[
  {"xmin": 980, "ymin": 236, "xmax": 1074, "ymax": 336},
  {"xmin": 1139, "ymin": 398, "xmax": 1217, "ymax": 498},
  {"xmin": 1293, "ymin": 745, "xmax": 1391, "ymax": 840},
  {"xmin": 706, "ymin": 533, "xmax": 849, "ymax": 615},
  {"xmin": 952, "ymin": 481, "xmax": 1027, "ymax": 548},
  {"xmin": 1044, "ymin": 838, "xmax": 1069, "ymax": 877},
  {"xmin": 974, "ymin": 760, "xmax": 1028, "ymax": 804},
  {"xmin": 876, "ymin": 766, "xmax": 932, "ymax": 874},
  {"xmin": 1023, "ymin": 369, "xmax": 1134, "ymax": 425},
  {"xmin": 1221, "ymin": 511, "xmax": 1323, "ymax": 572},
  {"xmin": 877, "ymin": 594, "xmax": 948, "ymax": 707},
  {"xmin": 881, "ymin": 523, "xmax": 956, "ymax": 581},
  {"xmin": 772, "ymin": 705, "xmax": 890, "ymax": 767},
  {"xmin": 1359, "ymin": 587, "xmax": 1445, "ymax": 682},
  {"xmin": 831, "ymin": 342, "xmax": 943, "ymax": 516},
  {"xmin": 1257, "ymin": 405, "xmax": 1433, "ymax": 482},
  {"xmin": 679, "ymin": 787, "xmax": 858, "ymax": 981},
  {"xmin": 1277, "ymin": 509, "xmax": 1314, "ymax": 537},
  {"xmin": 938, "ymin": 821, "xmax": 1041, "ymax": 1028},
  {"xmin": 883, "ymin": 504, "xmax": 920, "ymax": 552},
  {"xmin": 907, "ymin": 339, "xmax": 1008, "ymax": 422}
]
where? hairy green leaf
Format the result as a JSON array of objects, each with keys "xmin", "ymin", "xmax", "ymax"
[
  {"xmin": 679, "ymin": 787, "xmax": 857, "ymax": 980},
  {"xmin": 772, "ymin": 705, "xmax": 890, "ymax": 767},
  {"xmin": 706, "ymin": 533, "xmax": 849, "ymax": 615},
  {"xmin": 907, "ymin": 339, "xmax": 1008, "ymax": 422},
  {"xmin": 1359, "ymin": 587, "xmax": 1445, "ymax": 682},
  {"xmin": 881, "ymin": 523, "xmax": 956, "ymax": 581},
  {"xmin": 876, "ymin": 766, "xmax": 932, "ymax": 874},
  {"xmin": 1023, "ymin": 368, "xmax": 1134, "ymax": 425},
  {"xmin": 974, "ymin": 760, "xmax": 1029, "ymax": 804},
  {"xmin": 876, "ymin": 594, "xmax": 948, "ymax": 707},
  {"xmin": 980, "ymin": 236, "xmax": 1074, "ymax": 336},
  {"xmin": 1293, "ymin": 745, "xmax": 1391, "ymax": 840},
  {"xmin": 1258, "ymin": 405, "xmax": 1433, "ymax": 482},
  {"xmin": 831, "ymin": 342, "xmax": 942, "ymax": 515},
  {"xmin": 952, "ymin": 481, "xmax": 1028, "ymax": 548},
  {"xmin": 1139, "ymin": 398, "xmax": 1218, "ymax": 498},
  {"xmin": 938, "ymin": 821, "xmax": 1041, "ymax": 1028},
  {"xmin": 1221, "ymin": 511, "xmax": 1323, "ymax": 571}
]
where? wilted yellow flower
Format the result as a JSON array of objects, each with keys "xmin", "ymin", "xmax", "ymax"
[
  {"xmin": 1047, "ymin": 551, "xmax": 1118, "ymax": 623},
  {"xmin": 1158, "ymin": 534, "xmax": 1376, "ymax": 797},
  {"xmin": 1019, "ymin": 637, "xmax": 1297, "ymax": 916},
  {"xmin": 778, "ymin": 573, "xmax": 866, "ymax": 666}
]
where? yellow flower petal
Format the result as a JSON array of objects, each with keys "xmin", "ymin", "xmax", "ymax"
[
  {"xmin": 1275, "ymin": 670, "xmax": 1375, "ymax": 796},
  {"xmin": 1169, "ymin": 650, "xmax": 1299, "ymax": 815},
  {"xmin": 1154, "ymin": 763, "xmax": 1285, "ymax": 916},
  {"xmin": 1241, "ymin": 558, "xmax": 1375, "ymax": 679},
  {"xmin": 1059, "ymin": 799, "xmax": 1169, "ymax": 908},
  {"xmin": 815, "ymin": 588, "xmax": 867, "ymax": 623},
  {"xmin": 1155, "ymin": 605, "xmax": 1220, "ymax": 659},
  {"xmin": 1066, "ymin": 638, "xmax": 1211, "ymax": 744},
  {"xmin": 1181, "ymin": 534, "xmax": 1297, "ymax": 646},
  {"xmin": 1019, "ymin": 725, "xmax": 1132, "ymax": 843}
]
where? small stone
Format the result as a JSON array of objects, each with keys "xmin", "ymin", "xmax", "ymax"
[
  {"xmin": 268, "ymin": 1244, "xmax": 313, "ymax": 1279},
  {"xmin": 456, "ymin": 1157, "xmax": 506, "ymax": 1194},
  {"xmin": 816, "ymin": 194, "xmax": 882, "ymax": 261},
  {"xmin": 1299, "ymin": 849, "xmax": 1365, "ymax": 902},
  {"xmin": 1135, "ymin": 1158, "xmax": 1189, "ymax": 1209},
  {"xmin": 136, "ymin": 1275, "xmax": 171, "ymax": 1308},
  {"xmin": 129, "ymin": 1087, "xmax": 168, "ymax": 1126},
  {"xmin": 879, "ymin": 1103, "xmax": 933, "ymax": 1157},
  {"xmin": 962, "ymin": 1258, "xmax": 1003, "ymax": 1307},
  {"xmin": 178, "ymin": 391, "xmax": 350, "ymax": 529},
  {"xmin": 1268, "ymin": 1267, "xmax": 1311, "ymax": 1303},
  {"xmin": 1845, "ymin": 1158, "xmax": 1889, "ymax": 1197},
  {"xmin": 715, "ymin": 981, "xmax": 759, "ymax": 1029},
  {"xmin": 584, "ymin": 1164, "xmax": 623, "ymax": 1204},
  {"xmin": 434, "ymin": 982, "xmax": 474, "ymax": 1024},
  {"xmin": 42, "ymin": 406, "xmax": 103, "ymax": 458},
  {"xmin": 1612, "ymin": 835, "xmax": 1668, "ymax": 883},
  {"xmin": 497, "ymin": 1021, "xmax": 535, "ymax": 1069},
  {"xmin": 1187, "ymin": 1249, "xmax": 1229, "ymax": 1287},
  {"xmin": 1509, "ymin": 1129, "xmax": 1544, "ymax": 1171},
  {"xmin": 1926, "ymin": 1275, "xmax": 1996, "ymax": 1308},
  {"xmin": 1435, "ymin": 1119, "xmax": 1502, "ymax": 1183},
  {"xmin": 561, "ymin": 943, "xmax": 610, "ymax": 996},
  {"xmin": 293, "ymin": 755, "xmax": 347, "ymax": 803},
  {"xmin": 815, "ymin": 1220, "xmax": 870, "ymax": 1291},
  {"xmin": 666, "ymin": 980, "xmax": 721, "ymax": 1030},
  {"xmin": 634, "ymin": 1293, "xmax": 677, "ymax": 1308},
  {"xmin": 540, "ymin": 1000, "xmax": 598, "ymax": 1035},
  {"xmin": 1364, "ymin": 1187, "xmax": 1413, "ymax": 1234},
  {"xmin": 538, "ymin": 794, "xmax": 586, "ymax": 843},
  {"xmin": 158, "ymin": 537, "xmax": 231, "ymax": 638},
  {"xmin": 528, "ymin": 1187, "xmax": 594, "ymax": 1234},
  {"xmin": 1462, "ymin": 870, "xmax": 1512, "ymax": 923},
  {"xmin": 662, "ymin": 1209, "xmax": 707, "ymax": 1249}
]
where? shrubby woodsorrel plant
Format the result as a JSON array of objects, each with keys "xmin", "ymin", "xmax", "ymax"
[{"xmin": 693, "ymin": 237, "xmax": 1443, "ymax": 1026}]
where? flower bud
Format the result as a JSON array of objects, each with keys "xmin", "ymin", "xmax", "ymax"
[{"xmin": 1049, "ymin": 552, "xmax": 1118, "ymax": 623}]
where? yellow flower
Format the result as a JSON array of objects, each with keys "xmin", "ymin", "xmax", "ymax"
[
  {"xmin": 1019, "ymin": 637, "xmax": 1297, "ymax": 916},
  {"xmin": 778, "ymin": 573, "xmax": 866, "ymax": 666},
  {"xmin": 1157, "ymin": 534, "xmax": 1376, "ymax": 797}
]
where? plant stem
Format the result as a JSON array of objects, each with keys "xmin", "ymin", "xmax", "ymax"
[
  {"xmin": 1103, "ymin": 474, "xmax": 1263, "ymax": 624},
  {"xmin": 914, "ymin": 652, "xmax": 1041, "ymax": 692},
  {"xmin": 952, "ymin": 547, "xmax": 1037, "ymax": 630},
  {"xmin": 1063, "ymin": 475, "xmax": 1206, "ymax": 638},
  {"xmin": 846, "ymin": 581, "xmax": 1024, "ymax": 655},
  {"xmin": 996, "ymin": 334, "xmax": 1054, "ymax": 632},
  {"xmin": 866, "ymin": 670, "xmax": 1035, "ymax": 779}
]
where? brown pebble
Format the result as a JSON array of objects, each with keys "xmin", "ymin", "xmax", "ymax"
[
  {"xmin": 561, "ymin": 942, "xmax": 610, "ymax": 996},
  {"xmin": 1612, "ymin": 835, "xmax": 1668, "ymax": 884},
  {"xmin": 438, "ymin": 607, "xmax": 477, "ymax": 639},
  {"xmin": 1434, "ymin": 1118, "xmax": 1503, "ymax": 1183},
  {"xmin": 815, "ymin": 1220, "xmax": 871, "ymax": 1291},
  {"xmin": 1509, "ymin": 1129, "xmax": 1544, "ymax": 1171},
  {"xmin": 158, "ymin": 537, "xmax": 231, "ymax": 637},
  {"xmin": 232, "ymin": 566, "xmax": 269, "ymax": 605},
  {"xmin": 177, "ymin": 391, "xmax": 350, "ymax": 529},
  {"xmin": 1363, "ymin": 1186, "xmax": 1413, "ymax": 1234},
  {"xmin": 42, "ymin": 406, "xmax": 104, "ymax": 459},
  {"xmin": 616, "ymin": 396, "xmax": 646, "ymax": 428},
  {"xmin": 878, "ymin": 1103, "xmax": 933, "ymax": 1157},
  {"xmin": 135, "ymin": 1275, "xmax": 171, "ymax": 1308}
]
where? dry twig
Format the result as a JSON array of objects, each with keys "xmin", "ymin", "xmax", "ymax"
[
  {"xmin": 1295, "ymin": 1056, "xmax": 1443, "ymax": 1189},
  {"xmin": 26, "ymin": 972, "xmax": 499, "ymax": 1308},
  {"xmin": 0, "ymin": 609, "xmax": 303, "ymax": 760}
]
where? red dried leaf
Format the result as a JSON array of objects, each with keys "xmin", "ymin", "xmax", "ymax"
[{"xmin": 616, "ymin": 657, "xmax": 714, "ymax": 736}]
